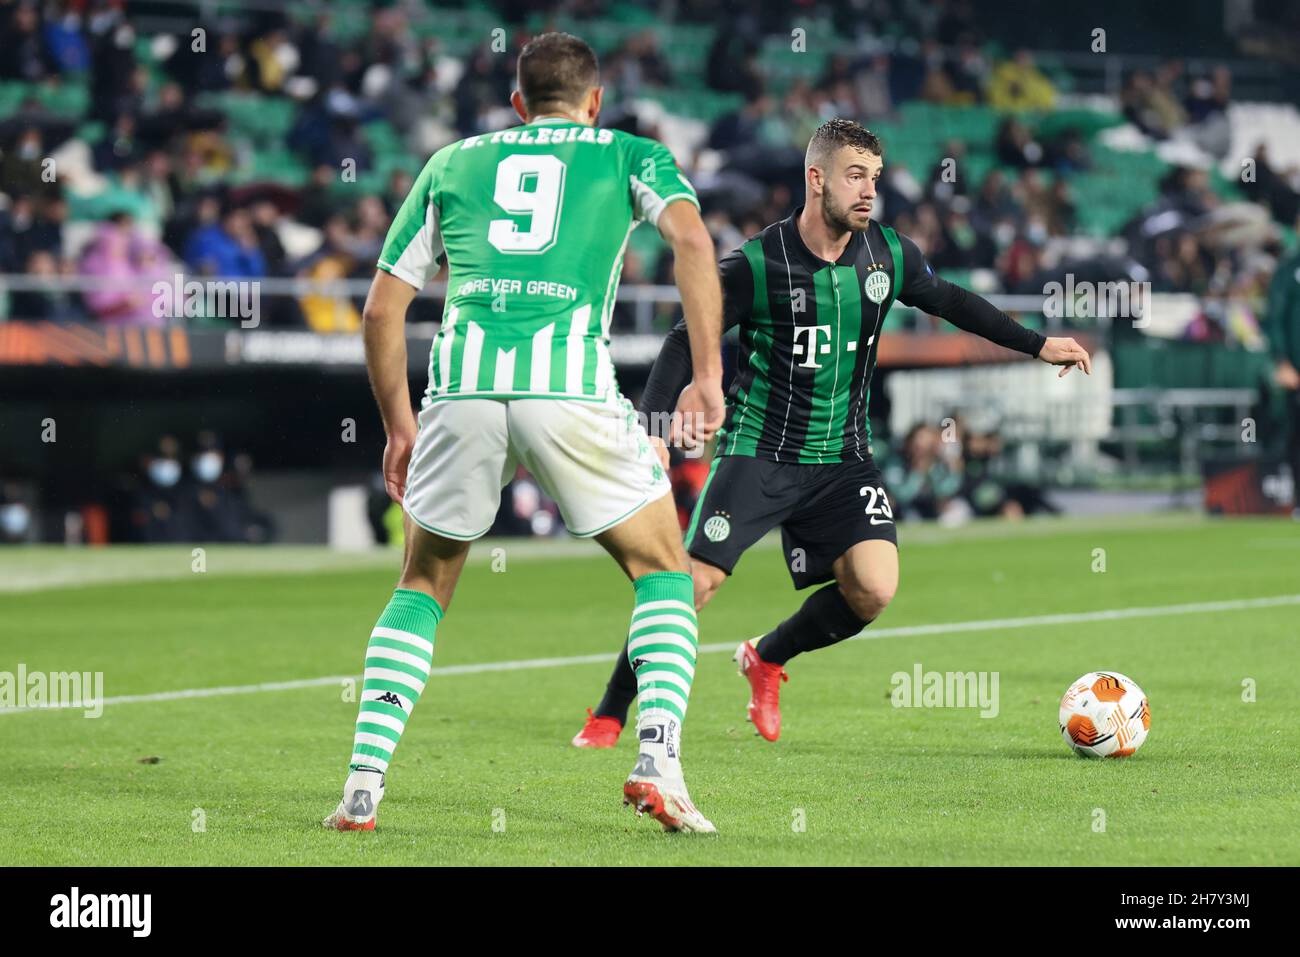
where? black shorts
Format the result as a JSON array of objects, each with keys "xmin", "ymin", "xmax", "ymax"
[{"xmin": 683, "ymin": 454, "xmax": 898, "ymax": 589}]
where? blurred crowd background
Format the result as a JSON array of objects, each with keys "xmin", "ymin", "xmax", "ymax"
[{"xmin": 2, "ymin": 0, "xmax": 1299, "ymax": 543}]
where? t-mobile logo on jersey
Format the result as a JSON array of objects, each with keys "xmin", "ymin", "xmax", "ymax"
[{"xmin": 792, "ymin": 324, "xmax": 833, "ymax": 368}]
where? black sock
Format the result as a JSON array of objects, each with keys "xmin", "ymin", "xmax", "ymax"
[
  {"xmin": 755, "ymin": 583, "xmax": 871, "ymax": 666},
  {"xmin": 595, "ymin": 640, "xmax": 638, "ymax": 724}
]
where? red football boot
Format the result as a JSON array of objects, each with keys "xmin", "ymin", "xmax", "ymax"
[
  {"xmin": 571, "ymin": 707, "xmax": 623, "ymax": 748},
  {"xmin": 734, "ymin": 640, "xmax": 788, "ymax": 741}
]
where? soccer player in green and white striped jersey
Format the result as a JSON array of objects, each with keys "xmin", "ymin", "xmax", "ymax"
[{"xmin": 322, "ymin": 32, "xmax": 727, "ymax": 834}]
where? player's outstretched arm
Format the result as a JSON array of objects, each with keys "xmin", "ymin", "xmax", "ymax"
[
  {"xmin": 658, "ymin": 201, "xmax": 725, "ymax": 445},
  {"xmin": 362, "ymin": 269, "xmax": 419, "ymax": 503},
  {"xmin": 895, "ymin": 232, "xmax": 1091, "ymax": 378},
  {"xmin": 933, "ymin": 277, "xmax": 1091, "ymax": 377}
]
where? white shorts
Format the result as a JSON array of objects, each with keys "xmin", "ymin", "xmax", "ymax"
[{"xmin": 403, "ymin": 393, "xmax": 672, "ymax": 540}]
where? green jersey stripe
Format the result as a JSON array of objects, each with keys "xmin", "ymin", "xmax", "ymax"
[
  {"xmin": 798, "ymin": 267, "xmax": 839, "ymax": 463},
  {"xmin": 820, "ymin": 264, "xmax": 861, "ymax": 459},
  {"xmin": 683, "ymin": 454, "xmax": 721, "ymax": 544}
]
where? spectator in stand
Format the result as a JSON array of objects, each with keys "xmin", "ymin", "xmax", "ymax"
[
  {"xmin": 247, "ymin": 198, "xmax": 290, "ymax": 277},
  {"xmin": 944, "ymin": 40, "xmax": 988, "ymax": 105},
  {"xmin": 129, "ymin": 435, "xmax": 192, "ymax": 543},
  {"xmin": 919, "ymin": 38, "xmax": 957, "ymax": 103},
  {"xmin": 43, "ymin": 1, "xmax": 91, "ymax": 73},
  {"xmin": 182, "ymin": 432, "xmax": 272, "ymax": 543},
  {"xmin": 224, "ymin": 451, "xmax": 274, "ymax": 543},
  {"xmin": 1184, "ymin": 65, "xmax": 1232, "ymax": 159},
  {"xmin": 962, "ymin": 428, "xmax": 1059, "ymax": 518},
  {"xmin": 1, "ymin": 126, "xmax": 60, "ymax": 202},
  {"xmin": 3, "ymin": 194, "xmax": 65, "ymax": 268},
  {"xmin": 1244, "ymin": 143, "xmax": 1300, "ymax": 227},
  {"xmin": 0, "ymin": 1, "xmax": 57, "ymax": 82},
  {"xmin": 184, "ymin": 204, "xmax": 266, "ymax": 278},
  {"xmin": 296, "ymin": 214, "xmax": 362, "ymax": 333},
  {"xmin": 705, "ymin": 20, "xmax": 763, "ymax": 99},
  {"xmin": 997, "ymin": 224, "xmax": 1047, "ymax": 294},
  {"xmin": 1045, "ymin": 126, "xmax": 1092, "ymax": 175},
  {"xmin": 987, "ymin": 50, "xmax": 1056, "ymax": 112},
  {"xmin": 249, "ymin": 27, "xmax": 299, "ymax": 94},
  {"xmin": 297, "ymin": 164, "xmax": 342, "ymax": 230},
  {"xmin": 93, "ymin": 113, "xmax": 142, "ymax": 172},
  {"xmin": 934, "ymin": 201, "xmax": 997, "ymax": 270},
  {"xmin": 136, "ymin": 83, "xmax": 196, "ymax": 151},
  {"xmin": 10, "ymin": 249, "xmax": 83, "ymax": 321},
  {"xmin": 926, "ymin": 139, "xmax": 970, "ymax": 205},
  {"xmin": 853, "ymin": 53, "xmax": 894, "ymax": 119},
  {"xmin": 884, "ymin": 424, "xmax": 967, "ymax": 523},
  {"xmin": 1121, "ymin": 68, "xmax": 1187, "ymax": 141},
  {"xmin": 382, "ymin": 169, "xmax": 415, "ymax": 220},
  {"xmin": 971, "ymin": 169, "xmax": 1019, "ymax": 228},
  {"xmin": 0, "ymin": 480, "xmax": 34, "ymax": 544},
  {"xmin": 996, "ymin": 117, "xmax": 1046, "ymax": 168},
  {"xmin": 606, "ymin": 31, "xmax": 673, "ymax": 97},
  {"xmin": 1154, "ymin": 231, "xmax": 1213, "ymax": 295},
  {"xmin": 188, "ymin": 32, "xmax": 244, "ymax": 93},
  {"xmin": 80, "ymin": 212, "xmax": 179, "ymax": 326},
  {"xmin": 88, "ymin": 14, "xmax": 142, "ymax": 124}
]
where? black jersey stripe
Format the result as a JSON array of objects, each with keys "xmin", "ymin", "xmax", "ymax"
[
  {"xmin": 770, "ymin": 222, "xmax": 814, "ymax": 463},
  {"xmin": 726, "ymin": 236, "xmax": 773, "ymax": 456}
]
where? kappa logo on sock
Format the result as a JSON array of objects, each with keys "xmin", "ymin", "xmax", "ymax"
[
  {"xmin": 376, "ymin": 692, "xmax": 404, "ymax": 708},
  {"xmin": 632, "ymin": 657, "xmax": 647, "ymax": 670}
]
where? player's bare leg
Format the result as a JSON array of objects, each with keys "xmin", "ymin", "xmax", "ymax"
[
  {"xmin": 737, "ymin": 540, "xmax": 898, "ymax": 741},
  {"xmin": 596, "ymin": 492, "xmax": 716, "ymax": 834},
  {"xmin": 324, "ymin": 517, "xmax": 471, "ymax": 831}
]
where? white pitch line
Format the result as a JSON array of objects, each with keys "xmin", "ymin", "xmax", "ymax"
[{"xmin": 3, "ymin": 593, "xmax": 1297, "ymax": 716}]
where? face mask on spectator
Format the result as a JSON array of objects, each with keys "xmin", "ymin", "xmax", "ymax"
[
  {"xmin": 193, "ymin": 451, "xmax": 224, "ymax": 484},
  {"xmin": 1, "ymin": 504, "xmax": 31, "ymax": 537},
  {"xmin": 149, "ymin": 458, "xmax": 182, "ymax": 488}
]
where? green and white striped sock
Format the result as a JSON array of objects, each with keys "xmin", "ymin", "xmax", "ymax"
[
  {"xmin": 349, "ymin": 588, "xmax": 443, "ymax": 774},
  {"xmin": 627, "ymin": 571, "xmax": 698, "ymax": 765}
]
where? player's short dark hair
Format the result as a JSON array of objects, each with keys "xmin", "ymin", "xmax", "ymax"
[
  {"xmin": 516, "ymin": 32, "xmax": 600, "ymax": 114},
  {"xmin": 805, "ymin": 119, "xmax": 883, "ymax": 170}
]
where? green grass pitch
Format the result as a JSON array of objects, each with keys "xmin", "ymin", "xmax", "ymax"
[{"xmin": 1, "ymin": 514, "xmax": 1296, "ymax": 866}]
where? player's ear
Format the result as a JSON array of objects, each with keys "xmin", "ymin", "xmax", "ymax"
[
  {"xmin": 586, "ymin": 86, "xmax": 604, "ymax": 124},
  {"xmin": 510, "ymin": 89, "xmax": 528, "ymax": 123}
]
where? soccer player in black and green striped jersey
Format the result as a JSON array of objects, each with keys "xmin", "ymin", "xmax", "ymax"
[
  {"xmin": 324, "ymin": 33, "xmax": 727, "ymax": 834},
  {"xmin": 572, "ymin": 118, "xmax": 1092, "ymax": 747}
]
